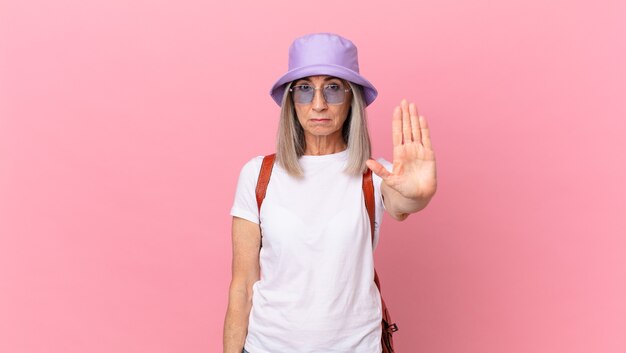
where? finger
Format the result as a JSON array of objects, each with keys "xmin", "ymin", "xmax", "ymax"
[
  {"xmin": 366, "ymin": 159, "xmax": 392, "ymax": 180},
  {"xmin": 391, "ymin": 106, "xmax": 402, "ymax": 147},
  {"xmin": 419, "ymin": 115, "xmax": 433, "ymax": 150},
  {"xmin": 409, "ymin": 103, "xmax": 421, "ymax": 144},
  {"xmin": 401, "ymin": 99, "xmax": 411, "ymax": 143}
]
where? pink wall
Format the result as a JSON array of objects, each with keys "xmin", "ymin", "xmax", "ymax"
[{"xmin": 1, "ymin": 0, "xmax": 624, "ymax": 352}]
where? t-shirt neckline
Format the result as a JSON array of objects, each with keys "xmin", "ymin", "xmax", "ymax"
[{"xmin": 299, "ymin": 149, "xmax": 349, "ymax": 162}]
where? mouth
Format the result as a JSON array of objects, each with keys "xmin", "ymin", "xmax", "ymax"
[{"xmin": 310, "ymin": 118, "xmax": 331, "ymax": 122}]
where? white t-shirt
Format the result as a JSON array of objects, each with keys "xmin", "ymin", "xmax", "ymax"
[{"xmin": 230, "ymin": 149, "xmax": 393, "ymax": 353}]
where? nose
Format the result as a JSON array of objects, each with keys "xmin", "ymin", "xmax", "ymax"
[{"xmin": 311, "ymin": 87, "xmax": 328, "ymax": 112}]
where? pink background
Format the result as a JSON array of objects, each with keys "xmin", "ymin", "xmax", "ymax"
[{"xmin": 1, "ymin": 0, "xmax": 624, "ymax": 352}]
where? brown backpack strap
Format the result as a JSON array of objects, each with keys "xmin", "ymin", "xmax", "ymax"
[
  {"xmin": 362, "ymin": 169, "xmax": 382, "ymax": 289},
  {"xmin": 362, "ymin": 168, "xmax": 376, "ymax": 246},
  {"xmin": 362, "ymin": 169, "xmax": 383, "ymax": 289},
  {"xmin": 255, "ymin": 154, "xmax": 276, "ymax": 248},
  {"xmin": 256, "ymin": 154, "xmax": 276, "ymax": 212}
]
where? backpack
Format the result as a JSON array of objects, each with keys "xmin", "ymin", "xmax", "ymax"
[{"xmin": 254, "ymin": 153, "xmax": 398, "ymax": 353}]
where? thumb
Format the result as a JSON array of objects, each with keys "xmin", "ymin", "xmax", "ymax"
[{"xmin": 366, "ymin": 159, "xmax": 392, "ymax": 180}]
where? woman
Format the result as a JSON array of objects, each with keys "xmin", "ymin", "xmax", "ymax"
[{"xmin": 223, "ymin": 33, "xmax": 437, "ymax": 353}]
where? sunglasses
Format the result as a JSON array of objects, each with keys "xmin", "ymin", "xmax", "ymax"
[{"xmin": 289, "ymin": 82, "xmax": 351, "ymax": 104}]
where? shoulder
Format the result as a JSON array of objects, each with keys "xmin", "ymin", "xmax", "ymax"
[
  {"xmin": 239, "ymin": 155, "xmax": 265, "ymax": 175},
  {"xmin": 231, "ymin": 155, "xmax": 269, "ymax": 224},
  {"xmin": 233, "ymin": 155, "xmax": 267, "ymax": 190}
]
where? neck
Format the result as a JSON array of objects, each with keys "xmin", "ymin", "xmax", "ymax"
[{"xmin": 303, "ymin": 132, "xmax": 347, "ymax": 155}]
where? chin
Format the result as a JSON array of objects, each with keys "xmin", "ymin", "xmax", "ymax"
[{"xmin": 310, "ymin": 129, "xmax": 340, "ymax": 137}]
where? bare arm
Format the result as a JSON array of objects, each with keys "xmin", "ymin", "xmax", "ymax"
[{"xmin": 223, "ymin": 217, "xmax": 261, "ymax": 353}]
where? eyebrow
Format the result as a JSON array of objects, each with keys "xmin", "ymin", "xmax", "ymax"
[{"xmin": 294, "ymin": 76, "xmax": 343, "ymax": 84}]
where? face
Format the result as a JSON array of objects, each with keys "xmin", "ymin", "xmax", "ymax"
[{"xmin": 292, "ymin": 75, "xmax": 352, "ymax": 139}]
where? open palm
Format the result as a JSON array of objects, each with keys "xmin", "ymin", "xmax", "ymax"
[{"xmin": 366, "ymin": 99, "xmax": 437, "ymax": 200}]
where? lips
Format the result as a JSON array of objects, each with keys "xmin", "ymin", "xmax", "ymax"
[{"xmin": 310, "ymin": 118, "xmax": 330, "ymax": 122}]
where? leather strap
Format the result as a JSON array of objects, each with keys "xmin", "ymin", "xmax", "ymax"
[
  {"xmin": 362, "ymin": 168, "xmax": 376, "ymax": 247},
  {"xmin": 256, "ymin": 154, "xmax": 276, "ymax": 212}
]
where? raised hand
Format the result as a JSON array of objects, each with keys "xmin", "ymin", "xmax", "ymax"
[{"xmin": 366, "ymin": 99, "xmax": 437, "ymax": 203}]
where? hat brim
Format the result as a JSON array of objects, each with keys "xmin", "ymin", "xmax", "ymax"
[{"xmin": 269, "ymin": 64, "xmax": 378, "ymax": 107}]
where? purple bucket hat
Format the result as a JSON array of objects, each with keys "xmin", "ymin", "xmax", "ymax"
[{"xmin": 269, "ymin": 33, "xmax": 378, "ymax": 107}]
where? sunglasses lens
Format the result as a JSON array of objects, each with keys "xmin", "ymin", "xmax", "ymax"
[
  {"xmin": 292, "ymin": 84, "xmax": 347, "ymax": 104},
  {"xmin": 324, "ymin": 84, "xmax": 345, "ymax": 104},
  {"xmin": 293, "ymin": 86, "xmax": 314, "ymax": 104}
]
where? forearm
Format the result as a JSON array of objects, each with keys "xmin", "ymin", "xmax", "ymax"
[{"xmin": 223, "ymin": 286, "xmax": 253, "ymax": 353}]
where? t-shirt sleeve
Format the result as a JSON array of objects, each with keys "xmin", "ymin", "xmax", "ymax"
[{"xmin": 230, "ymin": 156, "xmax": 264, "ymax": 224}]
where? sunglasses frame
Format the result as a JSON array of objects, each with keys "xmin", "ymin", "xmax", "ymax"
[{"xmin": 288, "ymin": 83, "xmax": 352, "ymax": 105}]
